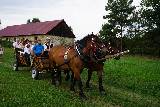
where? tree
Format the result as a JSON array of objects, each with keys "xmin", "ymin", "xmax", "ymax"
[
  {"xmin": 141, "ymin": 0, "xmax": 160, "ymax": 30},
  {"xmin": 27, "ymin": 19, "xmax": 31, "ymax": 24},
  {"xmin": 100, "ymin": 0, "xmax": 135, "ymax": 51},
  {"xmin": 99, "ymin": 23, "xmax": 115, "ymax": 41},
  {"xmin": 140, "ymin": 0, "xmax": 160, "ymax": 56},
  {"xmin": 127, "ymin": 7, "xmax": 143, "ymax": 38},
  {"xmin": 32, "ymin": 18, "xmax": 40, "ymax": 23},
  {"xmin": 27, "ymin": 18, "xmax": 40, "ymax": 24}
]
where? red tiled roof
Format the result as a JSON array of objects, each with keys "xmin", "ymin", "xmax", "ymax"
[{"xmin": 0, "ymin": 20, "xmax": 64, "ymax": 37}]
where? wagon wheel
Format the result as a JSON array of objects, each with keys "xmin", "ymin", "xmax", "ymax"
[
  {"xmin": 31, "ymin": 67, "xmax": 39, "ymax": 79},
  {"xmin": 13, "ymin": 61, "xmax": 18, "ymax": 71}
]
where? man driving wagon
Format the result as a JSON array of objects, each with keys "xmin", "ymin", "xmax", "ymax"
[{"xmin": 31, "ymin": 38, "xmax": 51, "ymax": 79}]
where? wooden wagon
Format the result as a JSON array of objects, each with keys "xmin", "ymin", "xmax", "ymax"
[
  {"xmin": 13, "ymin": 48, "xmax": 31, "ymax": 71},
  {"xmin": 31, "ymin": 55, "xmax": 50, "ymax": 79}
]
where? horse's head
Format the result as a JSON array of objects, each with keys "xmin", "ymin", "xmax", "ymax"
[{"xmin": 77, "ymin": 33, "xmax": 107, "ymax": 61}]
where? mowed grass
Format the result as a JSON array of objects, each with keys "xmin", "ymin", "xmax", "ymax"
[{"xmin": 0, "ymin": 48, "xmax": 160, "ymax": 107}]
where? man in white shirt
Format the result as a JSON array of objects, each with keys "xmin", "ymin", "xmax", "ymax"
[
  {"xmin": 24, "ymin": 44, "xmax": 31, "ymax": 65},
  {"xmin": 24, "ymin": 44, "xmax": 31, "ymax": 54}
]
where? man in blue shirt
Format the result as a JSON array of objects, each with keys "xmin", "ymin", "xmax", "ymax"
[{"xmin": 33, "ymin": 39, "xmax": 44, "ymax": 57}]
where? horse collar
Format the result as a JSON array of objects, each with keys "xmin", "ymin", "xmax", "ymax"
[
  {"xmin": 64, "ymin": 48, "xmax": 71, "ymax": 63},
  {"xmin": 75, "ymin": 42, "xmax": 90, "ymax": 63}
]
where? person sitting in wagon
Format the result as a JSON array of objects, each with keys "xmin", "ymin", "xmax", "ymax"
[
  {"xmin": 43, "ymin": 37, "xmax": 50, "ymax": 57},
  {"xmin": 13, "ymin": 39, "xmax": 24, "ymax": 54},
  {"xmin": 24, "ymin": 44, "xmax": 32, "ymax": 65},
  {"xmin": 32, "ymin": 39, "xmax": 44, "ymax": 57}
]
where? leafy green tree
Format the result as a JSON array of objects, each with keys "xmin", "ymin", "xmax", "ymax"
[
  {"xmin": 140, "ymin": 0, "xmax": 160, "ymax": 56},
  {"xmin": 100, "ymin": 0, "xmax": 135, "ymax": 51},
  {"xmin": 99, "ymin": 23, "xmax": 115, "ymax": 41},
  {"xmin": 32, "ymin": 18, "xmax": 40, "ymax": 23},
  {"xmin": 127, "ymin": 8, "xmax": 143, "ymax": 38},
  {"xmin": 27, "ymin": 19, "xmax": 31, "ymax": 24},
  {"xmin": 141, "ymin": 0, "xmax": 160, "ymax": 30}
]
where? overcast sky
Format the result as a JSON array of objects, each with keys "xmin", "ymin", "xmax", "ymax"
[{"xmin": 0, "ymin": 0, "xmax": 141, "ymax": 40}]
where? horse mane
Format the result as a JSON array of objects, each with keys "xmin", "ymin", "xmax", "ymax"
[{"xmin": 77, "ymin": 33, "xmax": 98, "ymax": 48}]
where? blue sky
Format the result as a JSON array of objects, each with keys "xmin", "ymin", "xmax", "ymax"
[{"xmin": 0, "ymin": 0, "xmax": 141, "ymax": 39}]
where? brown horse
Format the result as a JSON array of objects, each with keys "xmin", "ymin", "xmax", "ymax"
[
  {"xmin": 85, "ymin": 41, "xmax": 120, "ymax": 95},
  {"xmin": 49, "ymin": 33, "xmax": 105, "ymax": 99}
]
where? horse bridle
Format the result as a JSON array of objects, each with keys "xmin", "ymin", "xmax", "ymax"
[
  {"xmin": 90, "ymin": 37, "xmax": 109, "ymax": 61},
  {"xmin": 75, "ymin": 36, "xmax": 105, "ymax": 62}
]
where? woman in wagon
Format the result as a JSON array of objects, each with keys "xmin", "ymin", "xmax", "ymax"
[
  {"xmin": 24, "ymin": 43, "xmax": 32, "ymax": 65},
  {"xmin": 32, "ymin": 39, "xmax": 44, "ymax": 57},
  {"xmin": 43, "ymin": 37, "xmax": 50, "ymax": 57},
  {"xmin": 12, "ymin": 39, "xmax": 24, "ymax": 66},
  {"xmin": 12, "ymin": 39, "xmax": 23, "ymax": 53}
]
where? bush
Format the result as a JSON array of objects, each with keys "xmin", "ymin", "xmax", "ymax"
[
  {"xmin": 129, "ymin": 47, "xmax": 160, "ymax": 57},
  {"xmin": 0, "ymin": 40, "xmax": 12, "ymax": 48}
]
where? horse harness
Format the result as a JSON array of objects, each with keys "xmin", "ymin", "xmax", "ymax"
[
  {"xmin": 55, "ymin": 46, "xmax": 78, "ymax": 69},
  {"xmin": 63, "ymin": 42, "xmax": 92, "ymax": 65},
  {"xmin": 55, "ymin": 38, "xmax": 104, "ymax": 68}
]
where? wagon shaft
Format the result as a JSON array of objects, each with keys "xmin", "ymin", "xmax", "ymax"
[{"xmin": 98, "ymin": 50, "xmax": 130, "ymax": 61}]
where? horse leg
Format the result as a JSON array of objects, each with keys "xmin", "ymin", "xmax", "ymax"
[
  {"xmin": 78, "ymin": 78, "xmax": 86, "ymax": 99},
  {"xmin": 70, "ymin": 71, "xmax": 86, "ymax": 99},
  {"xmin": 51, "ymin": 70, "xmax": 55, "ymax": 85},
  {"xmin": 51, "ymin": 69, "xmax": 56, "ymax": 85},
  {"xmin": 65, "ymin": 70, "xmax": 70, "ymax": 81},
  {"xmin": 70, "ymin": 72, "xmax": 75, "ymax": 92},
  {"xmin": 74, "ymin": 70, "xmax": 86, "ymax": 99},
  {"xmin": 54, "ymin": 68, "xmax": 61, "ymax": 86},
  {"xmin": 97, "ymin": 70, "xmax": 106, "ymax": 95},
  {"xmin": 58, "ymin": 69, "xmax": 62, "ymax": 85},
  {"xmin": 86, "ymin": 69, "xmax": 92, "ymax": 88},
  {"xmin": 51, "ymin": 68, "xmax": 59, "ymax": 86}
]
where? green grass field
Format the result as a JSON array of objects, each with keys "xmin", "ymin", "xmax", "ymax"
[{"xmin": 0, "ymin": 48, "xmax": 160, "ymax": 107}]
